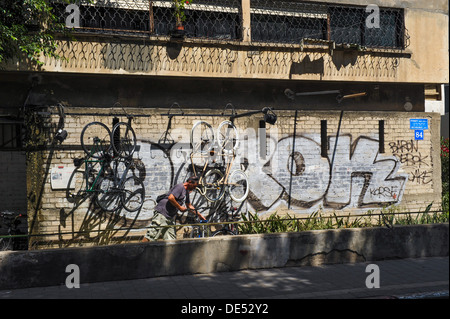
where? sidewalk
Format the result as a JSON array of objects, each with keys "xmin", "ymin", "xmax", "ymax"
[{"xmin": 0, "ymin": 256, "xmax": 448, "ymax": 299}]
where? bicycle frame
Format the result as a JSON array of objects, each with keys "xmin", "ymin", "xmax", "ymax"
[
  {"xmin": 83, "ymin": 157, "xmax": 106, "ymax": 194},
  {"xmin": 189, "ymin": 120, "xmax": 248, "ymax": 203},
  {"xmin": 191, "ymin": 219, "xmax": 210, "ymax": 238},
  {"xmin": 71, "ymin": 117, "xmax": 143, "ymax": 212},
  {"xmin": 189, "ymin": 151, "xmax": 210, "ymax": 184},
  {"xmin": 220, "ymin": 151, "xmax": 236, "ymax": 186},
  {"xmin": 82, "ymin": 136, "xmax": 114, "ymax": 193},
  {"xmin": 81, "ymin": 138, "xmax": 133, "ymax": 193},
  {"xmin": 190, "ymin": 150, "xmax": 237, "ymax": 186},
  {"xmin": 189, "ymin": 150, "xmax": 223, "ymax": 196},
  {"xmin": 110, "ymin": 157, "xmax": 134, "ymax": 189}
]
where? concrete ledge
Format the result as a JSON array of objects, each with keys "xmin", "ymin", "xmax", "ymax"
[{"xmin": 0, "ymin": 224, "xmax": 448, "ymax": 290}]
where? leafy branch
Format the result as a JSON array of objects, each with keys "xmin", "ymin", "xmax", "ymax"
[{"xmin": 0, "ymin": 0, "xmax": 70, "ymax": 66}]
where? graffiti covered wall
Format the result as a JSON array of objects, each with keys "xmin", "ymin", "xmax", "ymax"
[{"xmin": 27, "ymin": 109, "xmax": 442, "ymax": 245}]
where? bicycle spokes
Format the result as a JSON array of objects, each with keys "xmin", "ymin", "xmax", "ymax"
[
  {"xmin": 217, "ymin": 120, "xmax": 239, "ymax": 154},
  {"xmin": 72, "ymin": 120, "xmax": 145, "ymax": 213},
  {"xmin": 122, "ymin": 176, "xmax": 145, "ymax": 212},
  {"xmin": 191, "ymin": 121, "xmax": 215, "ymax": 154},
  {"xmin": 112, "ymin": 122, "xmax": 137, "ymax": 158},
  {"xmin": 80, "ymin": 122, "xmax": 112, "ymax": 158},
  {"xmin": 203, "ymin": 169, "xmax": 225, "ymax": 202}
]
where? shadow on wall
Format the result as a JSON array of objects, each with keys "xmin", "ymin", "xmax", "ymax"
[
  {"xmin": 31, "ymin": 128, "xmax": 410, "ymax": 249},
  {"xmin": 24, "ymin": 104, "xmax": 430, "ymax": 250}
]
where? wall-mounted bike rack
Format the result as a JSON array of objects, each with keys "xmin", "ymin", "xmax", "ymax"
[
  {"xmin": 284, "ymin": 88, "xmax": 367, "ymax": 104},
  {"xmin": 160, "ymin": 103, "xmax": 277, "ymax": 125},
  {"xmin": 159, "ymin": 102, "xmax": 237, "ymax": 118}
]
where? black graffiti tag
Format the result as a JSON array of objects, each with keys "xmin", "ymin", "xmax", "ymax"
[
  {"xmin": 409, "ymin": 169, "xmax": 432, "ymax": 185},
  {"xmin": 396, "ymin": 152, "xmax": 429, "ymax": 167},
  {"xmin": 388, "ymin": 140, "xmax": 419, "ymax": 154}
]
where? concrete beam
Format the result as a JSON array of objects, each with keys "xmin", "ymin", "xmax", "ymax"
[{"xmin": 0, "ymin": 224, "xmax": 448, "ymax": 290}]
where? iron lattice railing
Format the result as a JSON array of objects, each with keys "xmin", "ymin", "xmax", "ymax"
[
  {"xmin": 53, "ymin": 0, "xmax": 243, "ymax": 40},
  {"xmin": 52, "ymin": 0, "xmax": 408, "ymax": 50},
  {"xmin": 250, "ymin": 0, "xmax": 408, "ymax": 49}
]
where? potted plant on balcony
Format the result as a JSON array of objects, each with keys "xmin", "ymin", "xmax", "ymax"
[{"xmin": 172, "ymin": 0, "xmax": 192, "ymax": 37}]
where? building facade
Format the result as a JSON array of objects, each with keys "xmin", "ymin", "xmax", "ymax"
[{"xmin": 0, "ymin": 0, "xmax": 448, "ymax": 248}]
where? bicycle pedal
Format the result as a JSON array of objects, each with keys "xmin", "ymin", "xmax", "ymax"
[{"xmin": 73, "ymin": 158, "xmax": 84, "ymax": 167}]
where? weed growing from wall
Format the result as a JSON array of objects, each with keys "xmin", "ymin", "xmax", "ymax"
[
  {"xmin": 238, "ymin": 204, "xmax": 449, "ymax": 235},
  {"xmin": 441, "ymin": 137, "xmax": 449, "ymax": 213}
]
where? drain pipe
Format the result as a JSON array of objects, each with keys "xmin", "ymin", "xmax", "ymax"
[{"xmin": 288, "ymin": 109, "xmax": 298, "ymax": 209}]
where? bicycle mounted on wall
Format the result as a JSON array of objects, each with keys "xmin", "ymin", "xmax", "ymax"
[
  {"xmin": 158, "ymin": 103, "xmax": 278, "ymax": 205},
  {"xmin": 67, "ymin": 114, "xmax": 145, "ymax": 213},
  {"xmin": 190, "ymin": 119, "xmax": 249, "ymax": 203}
]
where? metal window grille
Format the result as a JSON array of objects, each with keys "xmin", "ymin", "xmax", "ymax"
[
  {"xmin": 53, "ymin": 0, "xmax": 407, "ymax": 49},
  {"xmin": 328, "ymin": 5, "xmax": 405, "ymax": 49},
  {"xmin": 53, "ymin": 0, "xmax": 242, "ymax": 40},
  {"xmin": 251, "ymin": 0, "xmax": 328, "ymax": 44},
  {"xmin": 184, "ymin": 0, "xmax": 242, "ymax": 40},
  {"xmin": 251, "ymin": 0, "xmax": 407, "ymax": 49}
]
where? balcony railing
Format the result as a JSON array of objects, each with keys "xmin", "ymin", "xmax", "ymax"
[
  {"xmin": 53, "ymin": 0, "xmax": 409, "ymax": 50},
  {"xmin": 53, "ymin": 0, "xmax": 242, "ymax": 40},
  {"xmin": 251, "ymin": 0, "xmax": 407, "ymax": 49}
]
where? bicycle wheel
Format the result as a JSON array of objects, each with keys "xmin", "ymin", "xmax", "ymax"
[
  {"xmin": 80, "ymin": 122, "xmax": 112, "ymax": 158},
  {"xmin": 203, "ymin": 169, "xmax": 225, "ymax": 202},
  {"xmin": 191, "ymin": 121, "xmax": 215, "ymax": 154},
  {"xmin": 122, "ymin": 176, "xmax": 145, "ymax": 212},
  {"xmin": 111, "ymin": 122, "xmax": 137, "ymax": 158},
  {"xmin": 211, "ymin": 228, "xmax": 237, "ymax": 237},
  {"xmin": 190, "ymin": 222, "xmax": 210, "ymax": 238},
  {"xmin": 190, "ymin": 226, "xmax": 200, "ymax": 238},
  {"xmin": 66, "ymin": 167, "xmax": 88, "ymax": 203},
  {"xmin": 228, "ymin": 169, "xmax": 249, "ymax": 202},
  {"xmin": 190, "ymin": 187, "xmax": 209, "ymax": 208},
  {"xmin": 217, "ymin": 120, "xmax": 239, "ymax": 154},
  {"xmin": 96, "ymin": 176, "xmax": 122, "ymax": 212}
]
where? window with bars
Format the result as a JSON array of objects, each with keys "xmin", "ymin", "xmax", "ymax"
[
  {"xmin": 328, "ymin": 5, "xmax": 405, "ymax": 49},
  {"xmin": 53, "ymin": 0, "xmax": 242, "ymax": 40},
  {"xmin": 250, "ymin": 1, "xmax": 406, "ymax": 49},
  {"xmin": 251, "ymin": 1, "xmax": 328, "ymax": 44},
  {"xmin": 53, "ymin": 0, "xmax": 407, "ymax": 49}
]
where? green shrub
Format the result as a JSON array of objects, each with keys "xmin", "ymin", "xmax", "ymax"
[{"xmin": 238, "ymin": 203, "xmax": 448, "ymax": 235}]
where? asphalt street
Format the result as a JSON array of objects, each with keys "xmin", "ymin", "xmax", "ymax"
[{"xmin": 0, "ymin": 256, "xmax": 447, "ymax": 300}]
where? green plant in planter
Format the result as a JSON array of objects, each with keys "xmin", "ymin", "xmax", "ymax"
[{"xmin": 173, "ymin": 0, "xmax": 192, "ymax": 30}]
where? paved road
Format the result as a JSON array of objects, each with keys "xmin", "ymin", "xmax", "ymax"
[{"xmin": 0, "ymin": 256, "xmax": 448, "ymax": 301}]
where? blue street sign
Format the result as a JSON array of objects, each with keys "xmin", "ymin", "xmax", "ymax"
[
  {"xmin": 415, "ymin": 130, "xmax": 424, "ymax": 140},
  {"xmin": 410, "ymin": 119, "xmax": 428, "ymax": 130}
]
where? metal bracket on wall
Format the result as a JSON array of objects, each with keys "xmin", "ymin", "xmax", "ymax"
[
  {"xmin": 284, "ymin": 89, "xmax": 367, "ymax": 104},
  {"xmin": 158, "ymin": 103, "xmax": 184, "ymax": 144},
  {"xmin": 159, "ymin": 103, "xmax": 238, "ymax": 118}
]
